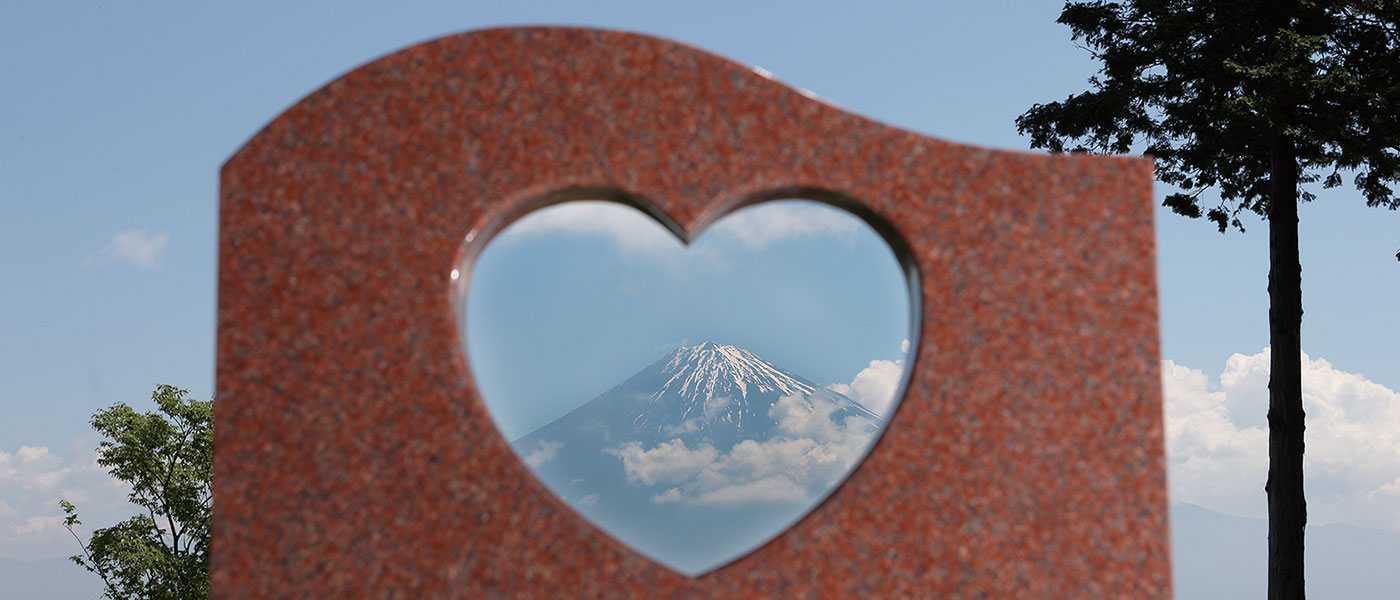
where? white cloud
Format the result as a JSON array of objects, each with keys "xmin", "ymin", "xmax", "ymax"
[
  {"xmin": 606, "ymin": 439, "xmax": 720, "ymax": 486},
  {"xmin": 576, "ymin": 493, "xmax": 600, "ymax": 508},
  {"xmin": 610, "ymin": 393, "xmax": 877, "ymax": 506},
  {"xmin": 770, "ymin": 393, "xmax": 844, "ymax": 443},
  {"xmin": 706, "ymin": 202, "xmax": 859, "ymax": 249},
  {"xmin": 662, "ymin": 419, "xmax": 702, "ymax": 437},
  {"xmin": 14, "ymin": 515, "xmax": 61, "ymax": 537},
  {"xmin": 694, "ymin": 475, "xmax": 808, "ymax": 505},
  {"xmin": 1164, "ymin": 349, "xmax": 1400, "ymax": 532},
  {"xmin": 523, "ymin": 440, "xmax": 563, "ymax": 468},
  {"xmin": 901, "ymin": 338, "xmax": 910, "ymax": 354},
  {"xmin": 499, "ymin": 200, "xmax": 861, "ymax": 257},
  {"xmin": 703, "ymin": 395, "xmax": 732, "ymax": 418},
  {"xmin": 0, "ymin": 441, "xmax": 132, "ymax": 560},
  {"xmin": 651, "ymin": 488, "xmax": 684, "ymax": 504},
  {"xmin": 502, "ymin": 202, "xmax": 678, "ymax": 254},
  {"xmin": 827, "ymin": 359, "xmax": 903, "ymax": 417},
  {"xmin": 83, "ymin": 228, "xmax": 169, "ymax": 269},
  {"xmin": 0, "ymin": 446, "xmax": 68, "ymax": 494},
  {"xmin": 1369, "ymin": 477, "xmax": 1400, "ymax": 503},
  {"xmin": 1162, "ymin": 359, "xmax": 1268, "ymax": 519}
]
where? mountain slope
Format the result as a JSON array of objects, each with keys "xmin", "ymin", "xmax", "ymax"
[
  {"xmin": 508, "ymin": 341, "xmax": 885, "ymax": 575},
  {"xmin": 517, "ymin": 341, "xmax": 879, "ymax": 452}
]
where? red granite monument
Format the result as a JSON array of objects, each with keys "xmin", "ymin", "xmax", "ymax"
[{"xmin": 215, "ymin": 27, "xmax": 1169, "ymax": 597}]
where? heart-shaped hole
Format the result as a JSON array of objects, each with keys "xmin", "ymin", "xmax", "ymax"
[{"xmin": 459, "ymin": 197, "xmax": 915, "ymax": 576}]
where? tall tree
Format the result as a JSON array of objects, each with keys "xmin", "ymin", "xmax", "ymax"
[
  {"xmin": 1016, "ymin": 2, "xmax": 1400, "ymax": 598},
  {"xmin": 61, "ymin": 385, "xmax": 213, "ymax": 600}
]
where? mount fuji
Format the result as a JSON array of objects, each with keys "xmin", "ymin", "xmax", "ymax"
[{"xmin": 510, "ymin": 341, "xmax": 889, "ymax": 575}]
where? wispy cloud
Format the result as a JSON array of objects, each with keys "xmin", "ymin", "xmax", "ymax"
[
  {"xmin": 499, "ymin": 200, "xmax": 861, "ymax": 257},
  {"xmin": 706, "ymin": 202, "xmax": 859, "ymax": 249},
  {"xmin": 83, "ymin": 228, "xmax": 169, "ymax": 269},
  {"xmin": 523, "ymin": 440, "xmax": 563, "ymax": 468},
  {"xmin": 0, "ymin": 439, "xmax": 131, "ymax": 559},
  {"xmin": 1163, "ymin": 349, "xmax": 1400, "ymax": 532},
  {"xmin": 501, "ymin": 202, "xmax": 677, "ymax": 254}
]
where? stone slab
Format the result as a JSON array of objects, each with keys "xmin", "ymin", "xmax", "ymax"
[{"xmin": 214, "ymin": 27, "xmax": 1169, "ymax": 598}]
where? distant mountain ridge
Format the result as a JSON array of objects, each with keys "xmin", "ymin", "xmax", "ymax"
[
  {"xmin": 0, "ymin": 556, "xmax": 106, "ymax": 600},
  {"xmin": 1170, "ymin": 503, "xmax": 1400, "ymax": 599}
]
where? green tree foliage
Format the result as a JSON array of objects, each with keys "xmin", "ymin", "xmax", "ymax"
[
  {"xmin": 1018, "ymin": 2, "xmax": 1400, "ymax": 598},
  {"xmin": 61, "ymin": 385, "xmax": 212, "ymax": 600},
  {"xmin": 1017, "ymin": 1, "xmax": 1400, "ymax": 230}
]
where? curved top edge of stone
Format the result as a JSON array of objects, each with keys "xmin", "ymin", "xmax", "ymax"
[{"xmin": 221, "ymin": 26, "xmax": 1150, "ymax": 174}]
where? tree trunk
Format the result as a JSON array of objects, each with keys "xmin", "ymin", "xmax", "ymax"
[{"xmin": 1266, "ymin": 129, "xmax": 1306, "ymax": 599}]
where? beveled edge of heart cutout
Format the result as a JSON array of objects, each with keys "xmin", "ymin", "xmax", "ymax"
[{"xmin": 449, "ymin": 184, "xmax": 924, "ymax": 577}]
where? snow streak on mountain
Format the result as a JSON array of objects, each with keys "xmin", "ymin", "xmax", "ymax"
[
  {"xmin": 659, "ymin": 342, "xmax": 816, "ymax": 401},
  {"xmin": 510, "ymin": 341, "xmax": 890, "ymax": 575}
]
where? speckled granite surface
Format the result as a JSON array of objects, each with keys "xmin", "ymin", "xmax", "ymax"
[{"xmin": 215, "ymin": 27, "xmax": 1169, "ymax": 598}]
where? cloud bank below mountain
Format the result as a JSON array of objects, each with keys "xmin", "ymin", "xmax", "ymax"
[
  {"xmin": 607, "ymin": 393, "xmax": 877, "ymax": 506},
  {"xmin": 1163, "ymin": 348, "xmax": 1400, "ymax": 532}
]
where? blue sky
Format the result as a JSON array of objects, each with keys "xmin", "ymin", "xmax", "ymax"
[
  {"xmin": 466, "ymin": 200, "xmax": 911, "ymax": 439},
  {"xmin": 2, "ymin": 0, "xmax": 1398, "ymax": 567}
]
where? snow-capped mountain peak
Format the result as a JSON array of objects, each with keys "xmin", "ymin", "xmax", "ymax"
[
  {"xmin": 658, "ymin": 341, "xmax": 816, "ymax": 401},
  {"xmin": 509, "ymin": 341, "xmax": 893, "ymax": 577},
  {"xmin": 515, "ymin": 341, "xmax": 881, "ymax": 452}
]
